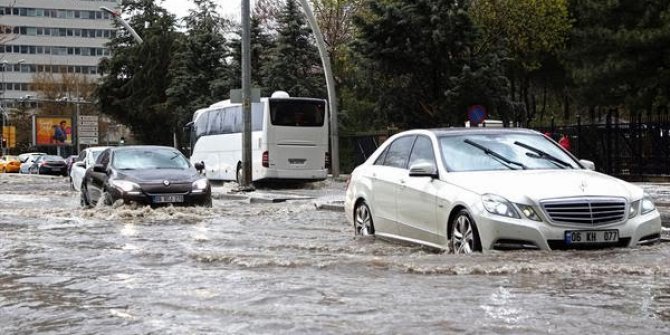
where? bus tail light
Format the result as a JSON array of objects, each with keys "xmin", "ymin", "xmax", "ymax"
[
  {"xmin": 325, "ymin": 152, "xmax": 331, "ymax": 169},
  {"xmin": 262, "ymin": 151, "xmax": 269, "ymax": 167}
]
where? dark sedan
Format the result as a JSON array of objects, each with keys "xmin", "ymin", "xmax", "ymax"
[
  {"xmin": 29, "ymin": 155, "xmax": 68, "ymax": 176},
  {"xmin": 80, "ymin": 146, "xmax": 211, "ymax": 208}
]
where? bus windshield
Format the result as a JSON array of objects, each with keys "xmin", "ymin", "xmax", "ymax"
[{"xmin": 270, "ymin": 100, "xmax": 325, "ymax": 127}]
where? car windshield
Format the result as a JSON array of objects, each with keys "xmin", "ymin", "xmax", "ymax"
[
  {"xmin": 41, "ymin": 155, "xmax": 64, "ymax": 161},
  {"xmin": 439, "ymin": 133, "xmax": 580, "ymax": 172},
  {"xmin": 112, "ymin": 148, "xmax": 191, "ymax": 170}
]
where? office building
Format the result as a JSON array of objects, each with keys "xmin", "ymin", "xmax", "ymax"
[{"xmin": 0, "ymin": 0, "xmax": 119, "ymax": 100}]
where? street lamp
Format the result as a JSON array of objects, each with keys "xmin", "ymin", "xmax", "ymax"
[
  {"xmin": 1, "ymin": 59, "xmax": 25, "ymax": 155},
  {"xmin": 100, "ymin": 6, "xmax": 143, "ymax": 44}
]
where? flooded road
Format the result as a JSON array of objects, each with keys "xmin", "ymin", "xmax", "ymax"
[{"xmin": 1, "ymin": 174, "xmax": 669, "ymax": 334}]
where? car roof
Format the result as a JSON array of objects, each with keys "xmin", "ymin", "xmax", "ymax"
[
  {"xmin": 108, "ymin": 145, "xmax": 182, "ymax": 152},
  {"xmin": 398, "ymin": 127, "xmax": 542, "ymax": 137}
]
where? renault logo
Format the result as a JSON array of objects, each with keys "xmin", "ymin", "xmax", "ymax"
[{"xmin": 163, "ymin": 180, "xmax": 170, "ymax": 186}]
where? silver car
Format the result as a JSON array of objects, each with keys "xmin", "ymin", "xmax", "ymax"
[
  {"xmin": 18, "ymin": 152, "xmax": 46, "ymax": 174},
  {"xmin": 69, "ymin": 146, "xmax": 110, "ymax": 191},
  {"xmin": 344, "ymin": 128, "xmax": 662, "ymax": 253}
]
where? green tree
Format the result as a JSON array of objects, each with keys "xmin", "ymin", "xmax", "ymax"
[
  {"xmin": 96, "ymin": 0, "xmax": 179, "ymax": 145},
  {"xmin": 262, "ymin": 0, "xmax": 326, "ymax": 97},
  {"xmin": 353, "ymin": 0, "xmax": 510, "ymax": 127},
  {"xmin": 228, "ymin": 16, "xmax": 276, "ymax": 94},
  {"xmin": 565, "ymin": 0, "xmax": 670, "ymax": 117},
  {"xmin": 470, "ymin": 0, "xmax": 572, "ymax": 124},
  {"xmin": 166, "ymin": 0, "xmax": 231, "ymax": 147}
]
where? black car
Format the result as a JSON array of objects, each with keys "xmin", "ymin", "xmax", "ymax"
[
  {"xmin": 29, "ymin": 155, "xmax": 68, "ymax": 176},
  {"xmin": 80, "ymin": 146, "xmax": 211, "ymax": 208}
]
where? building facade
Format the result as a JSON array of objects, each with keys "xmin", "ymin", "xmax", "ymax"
[{"xmin": 0, "ymin": 0, "xmax": 119, "ymax": 100}]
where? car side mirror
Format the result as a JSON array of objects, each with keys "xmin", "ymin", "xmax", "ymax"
[
  {"xmin": 579, "ymin": 159, "xmax": 595, "ymax": 171},
  {"xmin": 194, "ymin": 161, "xmax": 205, "ymax": 173},
  {"xmin": 409, "ymin": 162, "xmax": 438, "ymax": 178},
  {"xmin": 75, "ymin": 162, "xmax": 85, "ymax": 168},
  {"xmin": 93, "ymin": 163, "xmax": 106, "ymax": 173}
]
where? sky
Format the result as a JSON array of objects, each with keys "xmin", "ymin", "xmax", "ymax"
[{"xmin": 162, "ymin": 0, "xmax": 242, "ymax": 21}]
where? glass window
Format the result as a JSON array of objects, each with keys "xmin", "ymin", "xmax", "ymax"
[
  {"xmin": 374, "ymin": 147, "xmax": 389, "ymax": 165},
  {"xmin": 439, "ymin": 133, "xmax": 580, "ymax": 172},
  {"xmin": 408, "ymin": 135, "xmax": 436, "ymax": 169},
  {"xmin": 112, "ymin": 148, "xmax": 190, "ymax": 170},
  {"xmin": 382, "ymin": 136, "xmax": 415, "ymax": 169},
  {"xmin": 270, "ymin": 99, "xmax": 326, "ymax": 127}
]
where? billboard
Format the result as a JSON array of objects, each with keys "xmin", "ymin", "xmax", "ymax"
[
  {"xmin": 2, "ymin": 126, "xmax": 17, "ymax": 148},
  {"xmin": 36, "ymin": 117, "xmax": 72, "ymax": 145}
]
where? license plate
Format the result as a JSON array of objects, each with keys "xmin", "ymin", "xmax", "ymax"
[
  {"xmin": 288, "ymin": 158, "xmax": 306, "ymax": 165},
  {"xmin": 52, "ymin": 168, "xmax": 61, "ymax": 172},
  {"xmin": 153, "ymin": 194, "xmax": 184, "ymax": 203},
  {"xmin": 565, "ymin": 230, "xmax": 619, "ymax": 244}
]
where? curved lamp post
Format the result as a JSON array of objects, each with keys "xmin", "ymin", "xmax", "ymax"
[
  {"xmin": 100, "ymin": 6, "xmax": 143, "ymax": 44},
  {"xmin": 297, "ymin": 0, "xmax": 340, "ymax": 178}
]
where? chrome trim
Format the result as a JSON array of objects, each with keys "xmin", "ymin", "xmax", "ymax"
[{"xmin": 540, "ymin": 197, "xmax": 627, "ymax": 227}]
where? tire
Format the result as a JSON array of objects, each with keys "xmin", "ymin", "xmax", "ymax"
[
  {"xmin": 354, "ymin": 201, "xmax": 375, "ymax": 236},
  {"xmin": 202, "ymin": 197, "xmax": 213, "ymax": 208},
  {"xmin": 102, "ymin": 191, "xmax": 114, "ymax": 206},
  {"xmin": 80, "ymin": 185, "xmax": 91, "ymax": 208},
  {"xmin": 449, "ymin": 209, "xmax": 482, "ymax": 254}
]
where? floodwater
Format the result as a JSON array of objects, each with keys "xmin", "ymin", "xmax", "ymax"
[{"xmin": 1, "ymin": 174, "xmax": 669, "ymax": 334}]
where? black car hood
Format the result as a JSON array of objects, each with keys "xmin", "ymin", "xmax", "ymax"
[{"xmin": 117, "ymin": 169, "xmax": 200, "ymax": 184}]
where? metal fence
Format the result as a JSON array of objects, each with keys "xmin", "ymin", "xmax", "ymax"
[{"xmin": 340, "ymin": 116, "xmax": 670, "ymax": 178}]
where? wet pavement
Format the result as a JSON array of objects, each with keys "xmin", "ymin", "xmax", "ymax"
[{"xmin": 0, "ymin": 173, "xmax": 669, "ymax": 334}]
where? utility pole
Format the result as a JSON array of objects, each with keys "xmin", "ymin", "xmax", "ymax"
[{"xmin": 240, "ymin": 0, "xmax": 254, "ymax": 191}]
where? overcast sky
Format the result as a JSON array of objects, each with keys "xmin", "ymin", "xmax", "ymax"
[{"xmin": 162, "ymin": 0, "xmax": 241, "ymax": 21}]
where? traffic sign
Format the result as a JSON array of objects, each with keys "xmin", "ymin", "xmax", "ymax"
[
  {"xmin": 467, "ymin": 105, "xmax": 487, "ymax": 125},
  {"xmin": 79, "ymin": 131, "xmax": 99, "ymax": 137},
  {"xmin": 78, "ymin": 126, "xmax": 99, "ymax": 132},
  {"xmin": 78, "ymin": 115, "xmax": 98, "ymax": 121},
  {"xmin": 79, "ymin": 137, "xmax": 99, "ymax": 145}
]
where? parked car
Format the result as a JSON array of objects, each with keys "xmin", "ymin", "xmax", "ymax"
[
  {"xmin": 0, "ymin": 155, "xmax": 21, "ymax": 173},
  {"xmin": 344, "ymin": 128, "xmax": 662, "ymax": 253},
  {"xmin": 80, "ymin": 145, "xmax": 211, "ymax": 208},
  {"xmin": 28, "ymin": 155, "xmax": 68, "ymax": 176},
  {"xmin": 18, "ymin": 152, "xmax": 47, "ymax": 174},
  {"xmin": 69, "ymin": 146, "xmax": 110, "ymax": 192}
]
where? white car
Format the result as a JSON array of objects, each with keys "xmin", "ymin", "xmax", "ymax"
[
  {"xmin": 344, "ymin": 128, "xmax": 662, "ymax": 253},
  {"xmin": 18, "ymin": 152, "xmax": 46, "ymax": 174},
  {"xmin": 69, "ymin": 146, "xmax": 109, "ymax": 191}
]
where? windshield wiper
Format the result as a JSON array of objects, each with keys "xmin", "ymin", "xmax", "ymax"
[
  {"xmin": 464, "ymin": 139, "xmax": 527, "ymax": 170},
  {"xmin": 513, "ymin": 141, "xmax": 573, "ymax": 169}
]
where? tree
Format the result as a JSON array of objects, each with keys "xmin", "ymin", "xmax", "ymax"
[
  {"xmin": 470, "ymin": 0, "xmax": 571, "ymax": 124},
  {"xmin": 262, "ymin": 0, "xmax": 326, "ymax": 97},
  {"xmin": 352, "ymin": 0, "xmax": 510, "ymax": 127},
  {"xmin": 166, "ymin": 0, "xmax": 231, "ymax": 147},
  {"xmin": 96, "ymin": 0, "xmax": 179, "ymax": 145},
  {"xmin": 565, "ymin": 0, "xmax": 670, "ymax": 118},
  {"xmin": 227, "ymin": 16, "xmax": 275, "ymax": 95}
]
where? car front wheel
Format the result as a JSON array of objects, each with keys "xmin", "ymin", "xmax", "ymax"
[
  {"xmin": 450, "ymin": 209, "xmax": 481, "ymax": 254},
  {"xmin": 354, "ymin": 201, "xmax": 374, "ymax": 236},
  {"xmin": 80, "ymin": 185, "xmax": 91, "ymax": 208}
]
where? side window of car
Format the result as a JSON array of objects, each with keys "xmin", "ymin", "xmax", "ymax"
[
  {"xmin": 373, "ymin": 147, "xmax": 388, "ymax": 165},
  {"xmin": 382, "ymin": 135, "xmax": 416, "ymax": 169},
  {"xmin": 76, "ymin": 151, "xmax": 85, "ymax": 162},
  {"xmin": 97, "ymin": 150, "xmax": 110, "ymax": 168},
  {"xmin": 408, "ymin": 136, "xmax": 436, "ymax": 168}
]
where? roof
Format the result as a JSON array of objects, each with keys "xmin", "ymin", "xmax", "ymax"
[{"xmin": 425, "ymin": 127, "xmax": 541, "ymax": 136}]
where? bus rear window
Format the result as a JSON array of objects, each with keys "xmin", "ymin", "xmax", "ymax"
[{"xmin": 270, "ymin": 100, "xmax": 325, "ymax": 127}]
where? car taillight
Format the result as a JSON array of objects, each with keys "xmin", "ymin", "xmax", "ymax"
[
  {"xmin": 262, "ymin": 151, "xmax": 269, "ymax": 168},
  {"xmin": 325, "ymin": 152, "xmax": 331, "ymax": 169}
]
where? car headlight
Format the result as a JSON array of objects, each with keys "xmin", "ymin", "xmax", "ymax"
[
  {"xmin": 516, "ymin": 204, "xmax": 542, "ymax": 221},
  {"xmin": 192, "ymin": 178, "xmax": 209, "ymax": 190},
  {"xmin": 111, "ymin": 180, "xmax": 140, "ymax": 192},
  {"xmin": 629, "ymin": 200, "xmax": 640, "ymax": 218},
  {"xmin": 641, "ymin": 195, "xmax": 656, "ymax": 214},
  {"xmin": 482, "ymin": 194, "xmax": 520, "ymax": 219}
]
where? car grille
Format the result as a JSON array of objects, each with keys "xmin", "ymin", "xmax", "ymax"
[
  {"xmin": 541, "ymin": 197, "xmax": 627, "ymax": 226},
  {"xmin": 140, "ymin": 182, "xmax": 192, "ymax": 193}
]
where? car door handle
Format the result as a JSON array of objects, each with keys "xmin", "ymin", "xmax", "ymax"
[{"xmin": 399, "ymin": 179, "xmax": 405, "ymax": 184}]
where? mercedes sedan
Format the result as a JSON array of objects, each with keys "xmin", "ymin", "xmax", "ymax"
[
  {"xmin": 80, "ymin": 146, "xmax": 211, "ymax": 208},
  {"xmin": 344, "ymin": 128, "xmax": 662, "ymax": 253}
]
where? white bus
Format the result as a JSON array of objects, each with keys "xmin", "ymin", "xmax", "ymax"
[{"xmin": 188, "ymin": 91, "xmax": 330, "ymax": 182}]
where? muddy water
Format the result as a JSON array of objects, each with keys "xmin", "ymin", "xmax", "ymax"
[{"xmin": 1, "ymin": 174, "xmax": 669, "ymax": 334}]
